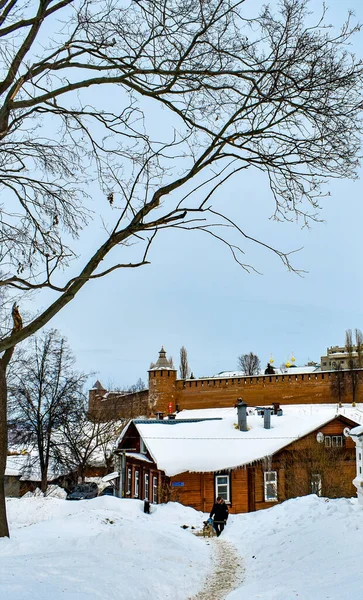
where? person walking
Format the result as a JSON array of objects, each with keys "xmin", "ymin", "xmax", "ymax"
[{"xmin": 209, "ymin": 496, "xmax": 229, "ymax": 537}]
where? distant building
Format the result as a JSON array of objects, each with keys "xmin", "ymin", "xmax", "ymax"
[
  {"xmin": 115, "ymin": 405, "xmax": 360, "ymax": 513},
  {"xmin": 320, "ymin": 346, "xmax": 359, "ymax": 371},
  {"xmin": 89, "ymin": 347, "xmax": 363, "ymax": 419}
]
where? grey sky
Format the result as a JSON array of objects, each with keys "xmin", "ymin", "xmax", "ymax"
[{"xmin": 29, "ymin": 0, "xmax": 363, "ymax": 388}]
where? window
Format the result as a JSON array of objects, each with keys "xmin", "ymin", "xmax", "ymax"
[
  {"xmin": 311, "ymin": 474, "xmax": 322, "ymax": 496},
  {"xmin": 127, "ymin": 468, "xmax": 132, "ymax": 496},
  {"xmin": 144, "ymin": 473, "xmax": 149, "ymax": 500},
  {"xmin": 332, "ymin": 436, "xmax": 343, "ymax": 447},
  {"xmin": 134, "ymin": 470, "xmax": 139, "ymax": 498},
  {"xmin": 215, "ymin": 474, "xmax": 230, "ymax": 503},
  {"xmin": 264, "ymin": 471, "xmax": 278, "ymax": 502},
  {"xmin": 325, "ymin": 435, "xmax": 343, "ymax": 447},
  {"xmin": 152, "ymin": 476, "xmax": 158, "ymax": 504},
  {"xmin": 140, "ymin": 439, "xmax": 147, "ymax": 454}
]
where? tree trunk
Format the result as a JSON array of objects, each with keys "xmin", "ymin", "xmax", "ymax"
[
  {"xmin": 0, "ymin": 361, "xmax": 10, "ymax": 537},
  {"xmin": 41, "ymin": 470, "xmax": 48, "ymax": 494}
]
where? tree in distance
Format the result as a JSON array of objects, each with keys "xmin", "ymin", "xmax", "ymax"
[
  {"xmin": 179, "ymin": 346, "xmax": 191, "ymax": 380},
  {"xmin": 8, "ymin": 330, "xmax": 87, "ymax": 493},
  {"xmin": 238, "ymin": 352, "xmax": 261, "ymax": 376}
]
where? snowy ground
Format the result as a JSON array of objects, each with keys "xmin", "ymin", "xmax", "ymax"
[{"xmin": 1, "ymin": 495, "xmax": 362, "ymax": 600}]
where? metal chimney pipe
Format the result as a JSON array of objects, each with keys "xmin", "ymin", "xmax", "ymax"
[
  {"xmin": 264, "ymin": 408, "xmax": 271, "ymax": 429},
  {"xmin": 236, "ymin": 399, "xmax": 248, "ymax": 432}
]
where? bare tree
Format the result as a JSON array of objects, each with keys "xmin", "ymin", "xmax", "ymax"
[
  {"xmin": 281, "ymin": 438, "xmax": 353, "ymax": 500},
  {"xmin": 345, "ymin": 328, "xmax": 362, "ymax": 406},
  {"xmin": 179, "ymin": 346, "xmax": 190, "ymax": 380},
  {"xmin": 238, "ymin": 352, "xmax": 261, "ymax": 376},
  {"xmin": 53, "ymin": 407, "xmax": 123, "ymax": 484},
  {"xmin": 8, "ymin": 330, "xmax": 87, "ymax": 493},
  {"xmin": 355, "ymin": 328, "xmax": 363, "ymax": 367},
  {"xmin": 331, "ymin": 362, "xmax": 346, "ymax": 408},
  {"xmin": 0, "ymin": 0, "xmax": 362, "ymax": 536}
]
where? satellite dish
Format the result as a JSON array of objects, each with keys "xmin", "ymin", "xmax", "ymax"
[
  {"xmin": 343, "ymin": 427, "xmax": 351, "ymax": 438},
  {"xmin": 316, "ymin": 432, "xmax": 324, "ymax": 443}
]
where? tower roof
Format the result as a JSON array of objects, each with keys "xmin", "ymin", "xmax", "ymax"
[
  {"xmin": 149, "ymin": 347, "xmax": 176, "ymax": 370},
  {"xmin": 92, "ymin": 380, "xmax": 106, "ymax": 391}
]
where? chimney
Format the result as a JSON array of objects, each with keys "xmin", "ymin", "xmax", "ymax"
[
  {"xmin": 156, "ymin": 411, "xmax": 164, "ymax": 420},
  {"xmin": 264, "ymin": 408, "xmax": 271, "ymax": 429},
  {"xmin": 272, "ymin": 402, "xmax": 280, "ymax": 415},
  {"xmin": 167, "ymin": 414, "xmax": 176, "ymax": 420},
  {"xmin": 236, "ymin": 399, "xmax": 248, "ymax": 432}
]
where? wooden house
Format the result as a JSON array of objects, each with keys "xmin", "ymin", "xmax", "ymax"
[{"xmin": 116, "ymin": 404, "xmax": 361, "ymax": 513}]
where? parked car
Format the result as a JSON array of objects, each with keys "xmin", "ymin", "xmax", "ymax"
[
  {"xmin": 66, "ymin": 482, "xmax": 98, "ymax": 500},
  {"xmin": 99, "ymin": 486, "xmax": 115, "ymax": 497}
]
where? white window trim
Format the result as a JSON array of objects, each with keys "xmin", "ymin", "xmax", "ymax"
[
  {"xmin": 152, "ymin": 476, "xmax": 158, "ymax": 504},
  {"xmin": 127, "ymin": 468, "xmax": 132, "ymax": 495},
  {"xmin": 215, "ymin": 474, "xmax": 230, "ymax": 503},
  {"xmin": 144, "ymin": 473, "xmax": 149, "ymax": 500},
  {"xmin": 134, "ymin": 470, "xmax": 139, "ymax": 498},
  {"xmin": 264, "ymin": 471, "xmax": 278, "ymax": 502},
  {"xmin": 332, "ymin": 435, "xmax": 343, "ymax": 447}
]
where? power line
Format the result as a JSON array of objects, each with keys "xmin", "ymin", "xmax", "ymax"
[{"xmin": 141, "ymin": 435, "xmax": 304, "ymax": 441}]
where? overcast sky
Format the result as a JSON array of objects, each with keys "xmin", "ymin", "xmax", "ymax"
[{"xmin": 29, "ymin": 0, "xmax": 363, "ymax": 389}]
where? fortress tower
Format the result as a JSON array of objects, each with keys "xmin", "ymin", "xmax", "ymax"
[{"xmin": 148, "ymin": 347, "xmax": 178, "ymax": 415}]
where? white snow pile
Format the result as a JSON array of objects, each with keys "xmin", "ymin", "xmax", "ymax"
[
  {"xmin": 1, "ymin": 494, "xmax": 362, "ymax": 600},
  {"xmin": 225, "ymin": 494, "xmax": 363, "ymax": 600},
  {"xmin": 1, "ymin": 497, "xmax": 211, "ymax": 600},
  {"xmin": 22, "ymin": 485, "xmax": 67, "ymax": 499}
]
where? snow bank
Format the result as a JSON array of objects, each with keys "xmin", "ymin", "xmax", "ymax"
[
  {"xmin": 1, "ymin": 497, "xmax": 210, "ymax": 600},
  {"xmin": 224, "ymin": 495, "xmax": 363, "ymax": 600},
  {"xmin": 3, "ymin": 494, "xmax": 363, "ymax": 600}
]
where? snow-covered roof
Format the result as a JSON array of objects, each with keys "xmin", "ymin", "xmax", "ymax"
[
  {"xmin": 119, "ymin": 405, "xmax": 363, "ymax": 477},
  {"xmin": 125, "ymin": 452, "xmax": 153, "ymax": 463},
  {"xmin": 349, "ymin": 425, "xmax": 363, "ymax": 437},
  {"xmin": 214, "ymin": 365, "xmax": 320, "ymax": 378},
  {"xmin": 5, "ymin": 452, "xmax": 68, "ymax": 481}
]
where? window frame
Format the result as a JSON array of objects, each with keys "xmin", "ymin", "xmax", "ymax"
[
  {"xmin": 144, "ymin": 473, "xmax": 149, "ymax": 500},
  {"xmin": 332, "ymin": 435, "xmax": 343, "ymax": 447},
  {"xmin": 215, "ymin": 474, "xmax": 230, "ymax": 503},
  {"xmin": 127, "ymin": 467, "xmax": 132, "ymax": 496},
  {"xmin": 134, "ymin": 470, "xmax": 140, "ymax": 498},
  {"xmin": 152, "ymin": 476, "xmax": 158, "ymax": 504},
  {"xmin": 264, "ymin": 470, "xmax": 278, "ymax": 502}
]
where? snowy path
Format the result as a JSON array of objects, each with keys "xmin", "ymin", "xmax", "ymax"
[{"xmin": 189, "ymin": 537, "xmax": 245, "ymax": 600}]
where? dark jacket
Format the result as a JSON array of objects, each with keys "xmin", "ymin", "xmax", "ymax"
[{"xmin": 209, "ymin": 501, "xmax": 229, "ymax": 523}]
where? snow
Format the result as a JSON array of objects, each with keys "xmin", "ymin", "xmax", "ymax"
[
  {"xmin": 127, "ymin": 405, "xmax": 363, "ymax": 476},
  {"xmin": 102, "ymin": 471, "xmax": 120, "ymax": 482},
  {"xmin": 350, "ymin": 424, "xmax": 363, "ymax": 437},
  {"xmin": 225, "ymin": 495, "xmax": 363, "ymax": 600},
  {"xmin": 5, "ymin": 452, "xmax": 67, "ymax": 481},
  {"xmin": 213, "ymin": 365, "xmax": 320, "ymax": 377},
  {"xmin": 1, "ymin": 494, "xmax": 363, "ymax": 599},
  {"xmin": 1, "ymin": 497, "xmax": 211, "ymax": 600}
]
